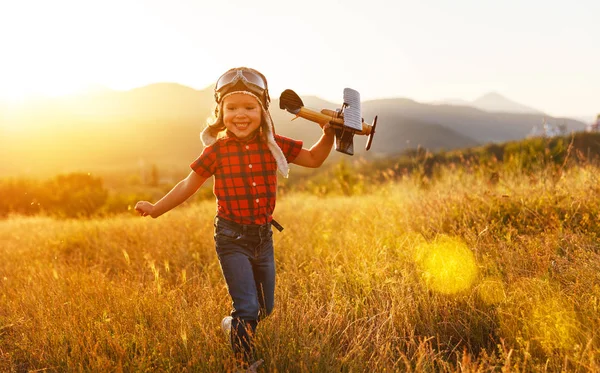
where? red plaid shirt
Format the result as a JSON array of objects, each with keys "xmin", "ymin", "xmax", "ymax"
[{"xmin": 190, "ymin": 131, "xmax": 303, "ymax": 225}]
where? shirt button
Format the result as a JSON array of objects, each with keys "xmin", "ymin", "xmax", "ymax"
[
  {"xmin": 252, "ymin": 182, "xmax": 256, "ymax": 187},
  {"xmin": 255, "ymin": 199, "xmax": 259, "ymax": 203},
  {"xmin": 246, "ymin": 145, "xmax": 250, "ymax": 150},
  {"xmin": 249, "ymin": 164, "xmax": 253, "ymax": 169}
]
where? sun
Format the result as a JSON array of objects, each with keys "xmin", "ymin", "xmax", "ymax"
[{"xmin": 0, "ymin": 78, "xmax": 85, "ymax": 103}]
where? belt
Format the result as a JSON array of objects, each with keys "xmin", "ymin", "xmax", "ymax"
[{"xmin": 215, "ymin": 216, "xmax": 284, "ymax": 234}]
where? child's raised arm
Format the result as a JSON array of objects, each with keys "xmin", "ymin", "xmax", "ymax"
[
  {"xmin": 291, "ymin": 124, "xmax": 335, "ymax": 168},
  {"xmin": 135, "ymin": 171, "xmax": 208, "ymax": 218}
]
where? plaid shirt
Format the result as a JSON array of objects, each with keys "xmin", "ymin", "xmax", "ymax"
[{"xmin": 190, "ymin": 131, "xmax": 303, "ymax": 225}]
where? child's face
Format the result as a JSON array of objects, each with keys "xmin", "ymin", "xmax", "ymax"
[{"xmin": 222, "ymin": 93, "xmax": 262, "ymax": 140}]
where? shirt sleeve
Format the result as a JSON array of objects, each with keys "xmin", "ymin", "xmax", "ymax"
[
  {"xmin": 190, "ymin": 143, "xmax": 218, "ymax": 178},
  {"xmin": 275, "ymin": 134, "xmax": 303, "ymax": 163}
]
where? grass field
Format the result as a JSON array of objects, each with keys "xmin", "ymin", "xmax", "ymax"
[{"xmin": 1, "ymin": 164, "xmax": 599, "ymax": 372}]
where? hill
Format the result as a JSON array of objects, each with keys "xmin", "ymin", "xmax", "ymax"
[
  {"xmin": 471, "ymin": 92, "xmax": 543, "ymax": 114},
  {"xmin": 436, "ymin": 91, "xmax": 544, "ymax": 114},
  {"xmin": 0, "ymin": 83, "xmax": 587, "ymax": 177},
  {"xmin": 363, "ymin": 98, "xmax": 583, "ymax": 145}
]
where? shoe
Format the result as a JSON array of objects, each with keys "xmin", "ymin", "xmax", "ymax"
[
  {"xmin": 236, "ymin": 359, "xmax": 263, "ymax": 373},
  {"xmin": 245, "ymin": 359, "xmax": 264, "ymax": 372},
  {"xmin": 221, "ymin": 316, "xmax": 232, "ymax": 338}
]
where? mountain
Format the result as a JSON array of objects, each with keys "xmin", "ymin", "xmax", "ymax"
[
  {"xmin": 438, "ymin": 92, "xmax": 543, "ymax": 114},
  {"xmin": 472, "ymin": 92, "xmax": 543, "ymax": 114},
  {"xmin": 434, "ymin": 98, "xmax": 471, "ymax": 107},
  {"xmin": 363, "ymin": 98, "xmax": 583, "ymax": 144},
  {"xmin": 573, "ymin": 115, "xmax": 597, "ymax": 124},
  {"xmin": 0, "ymin": 84, "xmax": 588, "ymax": 178}
]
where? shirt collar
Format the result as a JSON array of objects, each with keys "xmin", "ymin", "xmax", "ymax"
[{"xmin": 222, "ymin": 129, "xmax": 261, "ymax": 144}]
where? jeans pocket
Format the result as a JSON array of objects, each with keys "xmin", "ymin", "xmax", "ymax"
[{"xmin": 214, "ymin": 226, "xmax": 242, "ymax": 243}]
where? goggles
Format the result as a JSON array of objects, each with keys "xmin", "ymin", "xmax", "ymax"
[
  {"xmin": 214, "ymin": 68, "xmax": 270, "ymax": 107},
  {"xmin": 215, "ymin": 69, "xmax": 267, "ymax": 94}
]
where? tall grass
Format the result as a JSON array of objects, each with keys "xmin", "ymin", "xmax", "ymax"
[{"xmin": 1, "ymin": 164, "xmax": 599, "ymax": 372}]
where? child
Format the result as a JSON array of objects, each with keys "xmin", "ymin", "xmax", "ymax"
[{"xmin": 135, "ymin": 67, "xmax": 335, "ymax": 368}]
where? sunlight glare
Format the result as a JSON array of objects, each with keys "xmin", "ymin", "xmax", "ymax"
[
  {"xmin": 531, "ymin": 298, "xmax": 579, "ymax": 351},
  {"xmin": 499, "ymin": 279, "xmax": 580, "ymax": 353},
  {"xmin": 0, "ymin": 2, "xmax": 92, "ymax": 102},
  {"xmin": 0, "ymin": 79, "xmax": 86, "ymax": 102},
  {"xmin": 414, "ymin": 235, "xmax": 478, "ymax": 295}
]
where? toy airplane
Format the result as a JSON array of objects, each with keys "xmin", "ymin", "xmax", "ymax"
[{"xmin": 279, "ymin": 88, "xmax": 377, "ymax": 155}]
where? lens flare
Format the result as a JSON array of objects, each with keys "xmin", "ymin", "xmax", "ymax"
[
  {"xmin": 414, "ymin": 235, "xmax": 478, "ymax": 294},
  {"xmin": 531, "ymin": 298, "xmax": 578, "ymax": 351},
  {"xmin": 499, "ymin": 279, "xmax": 580, "ymax": 353}
]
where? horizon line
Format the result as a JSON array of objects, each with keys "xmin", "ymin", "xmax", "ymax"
[{"xmin": 0, "ymin": 82, "xmax": 595, "ymax": 119}]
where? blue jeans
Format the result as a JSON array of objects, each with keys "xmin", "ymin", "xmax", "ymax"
[{"xmin": 214, "ymin": 216, "xmax": 276, "ymax": 361}]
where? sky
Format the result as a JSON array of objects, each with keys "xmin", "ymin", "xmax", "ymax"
[{"xmin": 0, "ymin": 0, "xmax": 598, "ymax": 118}]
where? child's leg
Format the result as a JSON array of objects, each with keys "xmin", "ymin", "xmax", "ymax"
[
  {"xmin": 253, "ymin": 231, "xmax": 275, "ymax": 321},
  {"xmin": 230, "ymin": 317, "xmax": 257, "ymax": 362},
  {"xmin": 216, "ymin": 245, "xmax": 260, "ymax": 360},
  {"xmin": 214, "ymin": 219, "xmax": 277, "ymax": 364},
  {"xmin": 215, "ymin": 223, "xmax": 262, "ymax": 362}
]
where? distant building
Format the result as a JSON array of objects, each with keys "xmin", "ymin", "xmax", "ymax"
[
  {"xmin": 586, "ymin": 114, "xmax": 600, "ymax": 132},
  {"xmin": 528, "ymin": 117, "xmax": 563, "ymax": 138}
]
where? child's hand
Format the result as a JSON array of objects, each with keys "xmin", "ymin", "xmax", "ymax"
[
  {"xmin": 323, "ymin": 123, "xmax": 335, "ymax": 136},
  {"xmin": 134, "ymin": 201, "xmax": 155, "ymax": 217}
]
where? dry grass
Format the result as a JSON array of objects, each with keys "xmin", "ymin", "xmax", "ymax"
[{"xmin": 1, "ymin": 165, "xmax": 599, "ymax": 372}]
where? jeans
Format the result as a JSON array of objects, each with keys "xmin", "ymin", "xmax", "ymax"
[{"xmin": 214, "ymin": 216, "xmax": 276, "ymax": 361}]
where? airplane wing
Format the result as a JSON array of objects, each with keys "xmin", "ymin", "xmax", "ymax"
[{"xmin": 343, "ymin": 88, "xmax": 363, "ymax": 131}]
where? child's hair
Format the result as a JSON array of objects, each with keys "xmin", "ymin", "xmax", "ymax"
[
  {"xmin": 204, "ymin": 104, "xmax": 227, "ymax": 139},
  {"xmin": 204, "ymin": 67, "xmax": 271, "ymax": 141}
]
